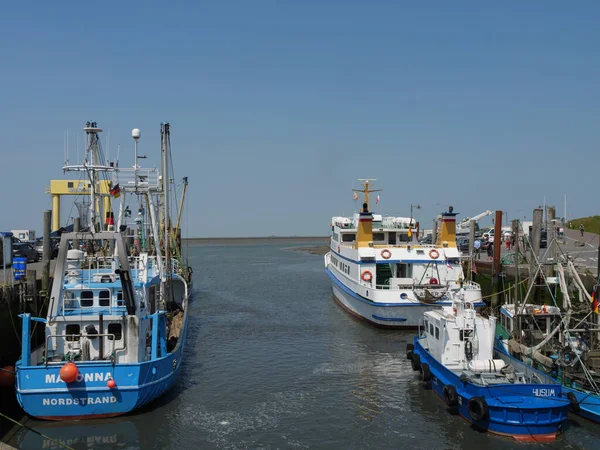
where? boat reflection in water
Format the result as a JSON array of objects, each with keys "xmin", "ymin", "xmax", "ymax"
[{"xmin": 12, "ymin": 418, "xmax": 139, "ymax": 449}]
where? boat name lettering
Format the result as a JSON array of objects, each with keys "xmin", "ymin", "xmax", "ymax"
[
  {"xmin": 532, "ymin": 388, "xmax": 555, "ymax": 397},
  {"xmin": 45, "ymin": 372, "xmax": 113, "ymax": 384},
  {"xmin": 42, "ymin": 396, "xmax": 117, "ymax": 406},
  {"xmin": 330, "ymin": 255, "xmax": 351, "ymax": 275}
]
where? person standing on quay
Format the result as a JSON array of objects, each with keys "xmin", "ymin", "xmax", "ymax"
[
  {"xmin": 487, "ymin": 241, "xmax": 494, "ymax": 261},
  {"xmin": 580, "ymin": 224, "xmax": 585, "ymax": 237}
]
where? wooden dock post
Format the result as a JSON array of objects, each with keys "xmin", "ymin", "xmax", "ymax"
[
  {"xmin": 491, "ymin": 210, "xmax": 502, "ymax": 309},
  {"xmin": 42, "ymin": 210, "xmax": 51, "ymax": 294},
  {"xmin": 26, "ymin": 270, "xmax": 37, "ymax": 314}
]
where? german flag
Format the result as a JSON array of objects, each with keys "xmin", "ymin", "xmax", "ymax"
[{"xmin": 110, "ymin": 183, "xmax": 121, "ymax": 199}]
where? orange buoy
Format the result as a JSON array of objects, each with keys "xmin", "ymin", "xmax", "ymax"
[
  {"xmin": 59, "ymin": 362, "xmax": 79, "ymax": 383},
  {"xmin": 0, "ymin": 366, "xmax": 15, "ymax": 387},
  {"xmin": 107, "ymin": 378, "xmax": 116, "ymax": 389}
]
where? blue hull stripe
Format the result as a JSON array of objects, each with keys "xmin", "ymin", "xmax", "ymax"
[
  {"xmin": 330, "ymin": 248, "xmax": 458, "ymax": 266},
  {"xmin": 326, "ymin": 268, "xmax": 483, "ymax": 308},
  {"xmin": 372, "ymin": 315, "xmax": 407, "ymax": 322}
]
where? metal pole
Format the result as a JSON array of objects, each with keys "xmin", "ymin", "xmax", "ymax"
[
  {"xmin": 513, "ymin": 219, "xmax": 520, "ymax": 339},
  {"xmin": 42, "ymin": 210, "xmax": 52, "ymax": 293},
  {"xmin": 468, "ymin": 220, "xmax": 475, "ymax": 280},
  {"xmin": 530, "ymin": 208, "xmax": 543, "ymax": 290},
  {"xmin": 73, "ymin": 217, "xmax": 80, "ymax": 250}
]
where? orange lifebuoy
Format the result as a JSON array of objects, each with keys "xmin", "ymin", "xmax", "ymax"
[
  {"xmin": 337, "ymin": 245, "xmax": 341, "ymax": 253},
  {"xmin": 429, "ymin": 277, "xmax": 439, "ymax": 285},
  {"xmin": 361, "ymin": 271, "xmax": 373, "ymax": 282},
  {"xmin": 429, "ymin": 249, "xmax": 440, "ymax": 259},
  {"xmin": 381, "ymin": 249, "xmax": 392, "ymax": 259}
]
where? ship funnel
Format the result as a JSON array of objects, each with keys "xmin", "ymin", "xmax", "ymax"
[
  {"xmin": 437, "ymin": 207, "xmax": 458, "ymax": 248},
  {"xmin": 356, "ymin": 203, "xmax": 373, "ymax": 248}
]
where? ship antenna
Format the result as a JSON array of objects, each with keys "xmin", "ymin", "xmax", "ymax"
[{"xmin": 354, "ymin": 179, "xmax": 382, "ymax": 211}]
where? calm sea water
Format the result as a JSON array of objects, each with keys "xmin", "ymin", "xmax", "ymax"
[{"xmin": 8, "ymin": 243, "xmax": 600, "ymax": 449}]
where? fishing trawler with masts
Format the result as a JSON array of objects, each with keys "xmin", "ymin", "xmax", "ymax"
[
  {"xmin": 15, "ymin": 121, "xmax": 191, "ymax": 420},
  {"xmin": 324, "ymin": 179, "xmax": 483, "ymax": 327},
  {"xmin": 494, "ymin": 225, "xmax": 600, "ymax": 423}
]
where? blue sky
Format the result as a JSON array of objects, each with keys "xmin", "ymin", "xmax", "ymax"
[{"xmin": 1, "ymin": 1, "xmax": 598, "ymax": 237}]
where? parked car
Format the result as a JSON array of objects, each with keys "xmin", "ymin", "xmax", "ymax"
[
  {"xmin": 34, "ymin": 238, "xmax": 59, "ymax": 259},
  {"xmin": 419, "ymin": 234, "xmax": 433, "ymax": 244},
  {"xmin": 13, "ymin": 242, "xmax": 40, "ymax": 262},
  {"xmin": 456, "ymin": 237, "xmax": 470, "ymax": 253}
]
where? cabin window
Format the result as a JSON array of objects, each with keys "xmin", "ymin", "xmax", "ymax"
[
  {"xmin": 116, "ymin": 291, "xmax": 124, "ymax": 306},
  {"xmin": 99, "ymin": 290, "xmax": 110, "ymax": 306},
  {"xmin": 342, "ymin": 233, "xmax": 356, "ymax": 242},
  {"xmin": 435, "ymin": 327, "xmax": 440, "ymax": 340},
  {"xmin": 107, "ymin": 323, "xmax": 122, "ymax": 341},
  {"xmin": 372, "ymin": 233, "xmax": 385, "ymax": 241},
  {"xmin": 81, "ymin": 290, "xmax": 94, "ymax": 307},
  {"xmin": 333, "ymin": 232, "xmax": 340, "ymax": 242},
  {"xmin": 65, "ymin": 324, "xmax": 80, "ymax": 341},
  {"xmin": 399, "ymin": 233, "xmax": 410, "ymax": 242},
  {"xmin": 396, "ymin": 264, "xmax": 413, "ymax": 278},
  {"xmin": 63, "ymin": 290, "xmax": 77, "ymax": 309},
  {"xmin": 424, "ymin": 320, "xmax": 428, "ymax": 333},
  {"xmin": 429, "ymin": 323, "xmax": 434, "ymax": 335}
]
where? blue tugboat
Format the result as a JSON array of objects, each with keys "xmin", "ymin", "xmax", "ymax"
[
  {"xmin": 408, "ymin": 289, "xmax": 576, "ymax": 442},
  {"xmin": 15, "ymin": 122, "xmax": 191, "ymax": 419}
]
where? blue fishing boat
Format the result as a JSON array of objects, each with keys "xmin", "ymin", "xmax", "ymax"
[
  {"xmin": 15, "ymin": 122, "xmax": 191, "ymax": 420},
  {"xmin": 408, "ymin": 290, "xmax": 576, "ymax": 442}
]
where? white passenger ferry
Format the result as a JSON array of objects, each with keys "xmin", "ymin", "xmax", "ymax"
[{"xmin": 324, "ymin": 180, "xmax": 482, "ymax": 327}]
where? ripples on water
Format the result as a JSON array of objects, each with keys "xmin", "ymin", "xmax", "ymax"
[{"xmin": 11, "ymin": 243, "xmax": 600, "ymax": 449}]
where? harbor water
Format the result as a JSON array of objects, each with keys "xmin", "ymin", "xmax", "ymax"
[{"xmin": 7, "ymin": 242, "xmax": 600, "ymax": 449}]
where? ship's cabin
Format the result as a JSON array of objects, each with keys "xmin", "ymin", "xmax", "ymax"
[{"xmin": 498, "ymin": 304, "xmax": 562, "ymax": 347}]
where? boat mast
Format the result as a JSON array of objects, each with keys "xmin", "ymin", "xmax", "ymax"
[
  {"xmin": 353, "ymin": 179, "xmax": 381, "ymax": 211},
  {"xmin": 161, "ymin": 122, "xmax": 171, "ymax": 281},
  {"xmin": 175, "ymin": 176, "xmax": 188, "ymax": 238},
  {"xmin": 83, "ymin": 122, "xmax": 103, "ymax": 232}
]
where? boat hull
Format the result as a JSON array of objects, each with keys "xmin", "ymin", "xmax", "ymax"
[
  {"xmin": 329, "ymin": 273, "xmax": 436, "ymax": 327},
  {"xmin": 414, "ymin": 338, "xmax": 570, "ymax": 441},
  {"xmin": 495, "ymin": 338, "xmax": 600, "ymax": 423},
  {"xmin": 16, "ymin": 312, "xmax": 188, "ymax": 420}
]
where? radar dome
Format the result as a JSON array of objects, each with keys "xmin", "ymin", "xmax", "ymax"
[{"xmin": 132, "ymin": 128, "xmax": 141, "ymax": 140}]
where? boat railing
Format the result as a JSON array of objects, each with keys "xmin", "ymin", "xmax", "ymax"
[
  {"xmin": 45, "ymin": 333, "xmax": 116, "ymax": 366},
  {"xmin": 376, "ymin": 280, "xmax": 480, "ymax": 291}
]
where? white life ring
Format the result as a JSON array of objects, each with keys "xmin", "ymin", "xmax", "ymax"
[
  {"xmin": 429, "ymin": 249, "xmax": 440, "ymax": 259},
  {"xmin": 381, "ymin": 249, "xmax": 392, "ymax": 260}
]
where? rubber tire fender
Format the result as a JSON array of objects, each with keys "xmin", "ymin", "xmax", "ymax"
[
  {"xmin": 420, "ymin": 363, "xmax": 431, "ymax": 382},
  {"xmin": 567, "ymin": 392, "xmax": 581, "ymax": 413},
  {"xmin": 411, "ymin": 353, "xmax": 421, "ymax": 372},
  {"xmin": 406, "ymin": 344, "xmax": 414, "ymax": 360},
  {"xmin": 443, "ymin": 384, "xmax": 459, "ymax": 407},
  {"xmin": 467, "ymin": 396, "xmax": 489, "ymax": 421}
]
